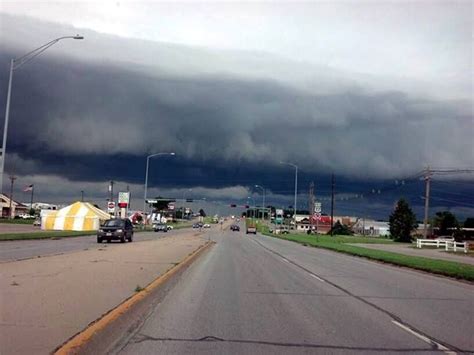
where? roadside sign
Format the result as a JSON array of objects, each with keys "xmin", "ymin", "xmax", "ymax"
[
  {"xmin": 314, "ymin": 202, "xmax": 322, "ymax": 213},
  {"xmin": 168, "ymin": 203, "xmax": 175, "ymax": 210},
  {"xmin": 146, "ymin": 199, "xmax": 157, "ymax": 204},
  {"xmin": 107, "ymin": 201, "xmax": 115, "ymax": 213},
  {"xmin": 118, "ymin": 192, "xmax": 130, "ymax": 206}
]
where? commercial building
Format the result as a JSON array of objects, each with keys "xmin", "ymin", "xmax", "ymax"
[
  {"xmin": 352, "ymin": 219, "xmax": 390, "ymax": 237},
  {"xmin": 0, "ymin": 193, "xmax": 28, "ymax": 218}
]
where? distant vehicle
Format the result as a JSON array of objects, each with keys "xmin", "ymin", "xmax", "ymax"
[
  {"xmin": 203, "ymin": 223, "xmax": 211, "ymax": 228},
  {"xmin": 236, "ymin": 218, "xmax": 240, "ymax": 222},
  {"xmin": 246, "ymin": 222, "xmax": 257, "ymax": 235},
  {"xmin": 97, "ymin": 218, "xmax": 134, "ymax": 243},
  {"xmin": 33, "ymin": 218, "xmax": 41, "ymax": 226},
  {"xmin": 231, "ymin": 215, "xmax": 235, "ymax": 219},
  {"xmin": 192, "ymin": 222, "xmax": 203, "ymax": 229},
  {"xmin": 166, "ymin": 225, "xmax": 174, "ymax": 231},
  {"xmin": 19, "ymin": 214, "xmax": 35, "ymax": 219},
  {"xmin": 276, "ymin": 226, "xmax": 289, "ymax": 234},
  {"xmin": 435, "ymin": 236, "xmax": 454, "ymax": 241},
  {"xmin": 230, "ymin": 224, "xmax": 240, "ymax": 231},
  {"xmin": 153, "ymin": 223, "xmax": 168, "ymax": 232}
]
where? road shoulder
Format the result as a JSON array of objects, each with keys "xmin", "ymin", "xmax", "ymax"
[{"xmin": 0, "ymin": 232, "xmax": 210, "ymax": 355}]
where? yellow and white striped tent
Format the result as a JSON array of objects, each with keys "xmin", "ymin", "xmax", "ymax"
[{"xmin": 42, "ymin": 201, "xmax": 111, "ymax": 231}]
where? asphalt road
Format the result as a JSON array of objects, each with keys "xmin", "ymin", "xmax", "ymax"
[
  {"xmin": 116, "ymin": 225, "xmax": 473, "ymax": 354},
  {"xmin": 0, "ymin": 228, "xmax": 199, "ymax": 262}
]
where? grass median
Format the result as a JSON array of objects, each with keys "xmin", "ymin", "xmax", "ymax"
[
  {"xmin": 263, "ymin": 230, "xmax": 474, "ymax": 282},
  {"xmin": 0, "ymin": 219, "xmax": 35, "ymax": 225},
  {"xmin": 0, "ymin": 230, "xmax": 97, "ymax": 241}
]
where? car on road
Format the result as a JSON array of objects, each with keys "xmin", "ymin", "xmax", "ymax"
[
  {"xmin": 246, "ymin": 222, "xmax": 257, "ymax": 234},
  {"xmin": 166, "ymin": 225, "xmax": 174, "ymax": 231},
  {"xmin": 153, "ymin": 223, "xmax": 168, "ymax": 232},
  {"xmin": 192, "ymin": 222, "xmax": 203, "ymax": 229},
  {"xmin": 230, "ymin": 224, "xmax": 240, "ymax": 231},
  {"xmin": 203, "ymin": 223, "xmax": 211, "ymax": 228},
  {"xmin": 97, "ymin": 218, "xmax": 134, "ymax": 243},
  {"xmin": 33, "ymin": 218, "xmax": 41, "ymax": 226}
]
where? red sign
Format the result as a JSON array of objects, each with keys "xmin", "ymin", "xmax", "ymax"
[{"xmin": 118, "ymin": 202, "xmax": 128, "ymax": 208}]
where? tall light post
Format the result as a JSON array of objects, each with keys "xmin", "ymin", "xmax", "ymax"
[
  {"xmin": 182, "ymin": 188, "xmax": 192, "ymax": 220},
  {"xmin": 247, "ymin": 196, "xmax": 255, "ymax": 218},
  {"xmin": 280, "ymin": 161, "xmax": 298, "ymax": 228},
  {"xmin": 143, "ymin": 152, "xmax": 175, "ymax": 217},
  {"xmin": 1, "ymin": 35, "xmax": 84, "ymax": 192},
  {"xmin": 255, "ymin": 184, "xmax": 265, "ymax": 221}
]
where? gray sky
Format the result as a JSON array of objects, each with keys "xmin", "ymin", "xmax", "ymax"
[{"xmin": 1, "ymin": 1, "xmax": 472, "ymax": 99}]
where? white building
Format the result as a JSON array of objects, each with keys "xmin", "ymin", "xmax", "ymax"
[{"xmin": 352, "ymin": 219, "xmax": 390, "ymax": 237}]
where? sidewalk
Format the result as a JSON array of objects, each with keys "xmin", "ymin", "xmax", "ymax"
[
  {"xmin": 0, "ymin": 232, "xmax": 208, "ymax": 355},
  {"xmin": 351, "ymin": 243, "xmax": 474, "ymax": 265}
]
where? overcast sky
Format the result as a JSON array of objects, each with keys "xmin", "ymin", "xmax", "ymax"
[{"xmin": 0, "ymin": 1, "xmax": 472, "ymax": 218}]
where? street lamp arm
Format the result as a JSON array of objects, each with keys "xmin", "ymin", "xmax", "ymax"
[
  {"xmin": 147, "ymin": 152, "xmax": 175, "ymax": 159},
  {"xmin": 13, "ymin": 35, "xmax": 84, "ymax": 70},
  {"xmin": 279, "ymin": 161, "xmax": 298, "ymax": 169}
]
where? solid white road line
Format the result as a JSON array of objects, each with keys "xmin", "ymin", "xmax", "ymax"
[
  {"xmin": 391, "ymin": 320, "xmax": 456, "ymax": 355},
  {"xmin": 310, "ymin": 274, "xmax": 326, "ymax": 282}
]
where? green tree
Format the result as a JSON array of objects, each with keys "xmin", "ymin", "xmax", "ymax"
[
  {"xmin": 389, "ymin": 199, "xmax": 418, "ymax": 242},
  {"xmin": 463, "ymin": 217, "xmax": 474, "ymax": 228},
  {"xmin": 433, "ymin": 211, "xmax": 459, "ymax": 235},
  {"xmin": 329, "ymin": 221, "xmax": 353, "ymax": 235}
]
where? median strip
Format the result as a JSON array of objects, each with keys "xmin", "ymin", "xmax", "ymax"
[{"xmin": 54, "ymin": 240, "xmax": 215, "ymax": 355}]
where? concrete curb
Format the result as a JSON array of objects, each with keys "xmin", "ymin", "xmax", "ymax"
[{"xmin": 54, "ymin": 240, "xmax": 215, "ymax": 354}]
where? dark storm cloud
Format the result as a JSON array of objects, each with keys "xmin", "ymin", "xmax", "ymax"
[
  {"xmin": 0, "ymin": 15, "xmax": 472, "ymax": 219},
  {"xmin": 0, "ymin": 45, "xmax": 471, "ymax": 182}
]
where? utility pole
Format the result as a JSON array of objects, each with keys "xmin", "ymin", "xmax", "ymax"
[
  {"xmin": 330, "ymin": 173, "xmax": 335, "ymax": 236},
  {"xmin": 109, "ymin": 180, "xmax": 114, "ymax": 203},
  {"xmin": 127, "ymin": 185, "xmax": 131, "ymax": 209},
  {"xmin": 309, "ymin": 181, "xmax": 315, "ymax": 230},
  {"xmin": 30, "ymin": 185, "xmax": 34, "ymax": 212},
  {"xmin": 8, "ymin": 175, "xmax": 16, "ymax": 219},
  {"xmin": 81, "ymin": 190, "xmax": 84, "ymax": 202},
  {"xmin": 423, "ymin": 166, "xmax": 431, "ymax": 238}
]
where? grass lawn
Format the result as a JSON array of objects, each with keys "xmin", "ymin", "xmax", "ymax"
[
  {"xmin": 263, "ymin": 230, "xmax": 474, "ymax": 282},
  {"xmin": 0, "ymin": 218, "xmax": 35, "ymax": 225}
]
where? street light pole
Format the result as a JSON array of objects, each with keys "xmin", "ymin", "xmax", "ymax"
[
  {"xmin": 143, "ymin": 152, "xmax": 175, "ymax": 219},
  {"xmin": 182, "ymin": 188, "xmax": 192, "ymax": 220},
  {"xmin": 280, "ymin": 162, "xmax": 298, "ymax": 229},
  {"xmin": 1, "ymin": 35, "xmax": 84, "ymax": 193},
  {"xmin": 255, "ymin": 185, "xmax": 265, "ymax": 221}
]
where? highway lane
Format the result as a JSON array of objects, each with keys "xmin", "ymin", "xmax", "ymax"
[
  {"xmin": 116, "ymin": 227, "xmax": 473, "ymax": 354},
  {"xmin": 0, "ymin": 228, "xmax": 201, "ymax": 262}
]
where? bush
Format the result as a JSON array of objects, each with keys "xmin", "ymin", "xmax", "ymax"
[{"xmin": 329, "ymin": 221, "xmax": 353, "ymax": 235}]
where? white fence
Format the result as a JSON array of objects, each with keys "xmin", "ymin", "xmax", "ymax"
[
  {"xmin": 445, "ymin": 241, "xmax": 469, "ymax": 254},
  {"xmin": 416, "ymin": 239, "xmax": 470, "ymax": 253}
]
